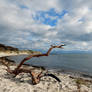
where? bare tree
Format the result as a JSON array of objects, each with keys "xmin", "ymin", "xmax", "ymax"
[{"xmin": 1, "ymin": 44, "xmax": 65, "ymax": 85}]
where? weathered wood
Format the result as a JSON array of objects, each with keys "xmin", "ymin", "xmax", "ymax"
[
  {"xmin": 15, "ymin": 44, "xmax": 65, "ymax": 71},
  {"xmin": 1, "ymin": 44, "xmax": 65, "ymax": 84}
]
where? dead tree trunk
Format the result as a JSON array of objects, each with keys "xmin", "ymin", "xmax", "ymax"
[
  {"xmin": 15, "ymin": 44, "xmax": 64, "ymax": 71},
  {"xmin": 2, "ymin": 44, "xmax": 65, "ymax": 85}
]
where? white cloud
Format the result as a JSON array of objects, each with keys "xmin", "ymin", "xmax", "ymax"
[{"xmin": 0, "ymin": 0, "xmax": 92, "ymax": 51}]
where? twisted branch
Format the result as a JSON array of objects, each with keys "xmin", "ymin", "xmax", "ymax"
[
  {"xmin": 1, "ymin": 44, "xmax": 65, "ymax": 84},
  {"xmin": 15, "ymin": 44, "xmax": 65, "ymax": 72}
]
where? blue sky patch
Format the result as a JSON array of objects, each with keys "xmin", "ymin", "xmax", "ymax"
[
  {"xmin": 33, "ymin": 8, "xmax": 68, "ymax": 26},
  {"xmin": 19, "ymin": 5, "xmax": 28, "ymax": 9}
]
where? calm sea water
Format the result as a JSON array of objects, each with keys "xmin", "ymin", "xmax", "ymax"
[{"xmin": 8, "ymin": 54, "xmax": 92, "ymax": 74}]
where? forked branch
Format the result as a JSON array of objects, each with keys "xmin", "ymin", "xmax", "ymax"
[
  {"xmin": 15, "ymin": 44, "xmax": 65, "ymax": 72},
  {"xmin": 1, "ymin": 44, "xmax": 65, "ymax": 85}
]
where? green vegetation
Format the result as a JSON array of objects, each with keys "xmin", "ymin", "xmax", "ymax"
[{"xmin": 0, "ymin": 43, "xmax": 41, "ymax": 55}]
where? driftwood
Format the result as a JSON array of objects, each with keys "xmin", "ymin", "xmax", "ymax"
[{"xmin": 1, "ymin": 44, "xmax": 65, "ymax": 85}]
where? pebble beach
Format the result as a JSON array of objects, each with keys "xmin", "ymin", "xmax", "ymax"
[{"xmin": 0, "ymin": 62, "xmax": 92, "ymax": 92}]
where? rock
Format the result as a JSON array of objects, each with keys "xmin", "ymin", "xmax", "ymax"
[
  {"xmin": 0, "ymin": 64, "xmax": 92, "ymax": 92},
  {"xmin": 0, "ymin": 57, "xmax": 16, "ymax": 66}
]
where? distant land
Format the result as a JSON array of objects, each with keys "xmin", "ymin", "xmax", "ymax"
[
  {"xmin": 33, "ymin": 48, "xmax": 92, "ymax": 54},
  {"xmin": 51, "ymin": 50, "xmax": 92, "ymax": 54},
  {"xmin": 0, "ymin": 43, "xmax": 41, "ymax": 57}
]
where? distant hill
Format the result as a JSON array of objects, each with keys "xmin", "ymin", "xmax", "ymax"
[
  {"xmin": 0, "ymin": 43, "xmax": 41, "ymax": 57},
  {"xmin": 0, "ymin": 43, "xmax": 18, "ymax": 51}
]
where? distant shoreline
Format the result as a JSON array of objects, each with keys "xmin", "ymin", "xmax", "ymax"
[
  {"xmin": 0, "ymin": 50, "xmax": 41, "ymax": 58},
  {"xmin": 0, "ymin": 53, "xmax": 28, "ymax": 58}
]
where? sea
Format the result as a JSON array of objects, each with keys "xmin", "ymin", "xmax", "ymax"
[{"xmin": 8, "ymin": 53, "xmax": 92, "ymax": 75}]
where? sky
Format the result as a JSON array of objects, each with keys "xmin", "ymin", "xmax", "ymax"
[{"xmin": 0, "ymin": 0, "xmax": 92, "ymax": 52}]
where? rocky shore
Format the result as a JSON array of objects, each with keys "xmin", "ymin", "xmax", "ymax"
[{"xmin": 0, "ymin": 57, "xmax": 92, "ymax": 92}]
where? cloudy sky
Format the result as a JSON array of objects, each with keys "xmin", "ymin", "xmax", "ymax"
[{"xmin": 0, "ymin": 0, "xmax": 92, "ymax": 52}]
